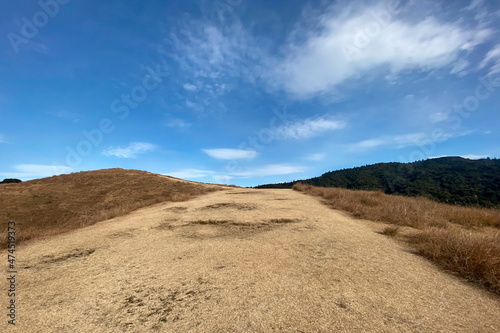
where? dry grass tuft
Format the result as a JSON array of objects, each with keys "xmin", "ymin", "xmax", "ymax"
[
  {"xmin": 293, "ymin": 183, "xmax": 500, "ymax": 294},
  {"xmin": 267, "ymin": 218, "xmax": 300, "ymax": 224},
  {"xmin": 382, "ymin": 226, "xmax": 400, "ymax": 237},
  {"xmin": 0, "ymin": 168, "xmax": 221, "ymax": 247}
]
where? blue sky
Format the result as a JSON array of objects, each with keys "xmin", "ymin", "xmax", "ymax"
[{"xmin": 1, "ymin": 0, "xmax": 499, "ymax": 186}]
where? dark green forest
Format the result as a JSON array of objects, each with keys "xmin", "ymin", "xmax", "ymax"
[{"xmin": 256, "ymin": 157, "xmax": 500, "ymax": 207}]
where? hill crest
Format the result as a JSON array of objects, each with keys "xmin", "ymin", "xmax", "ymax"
[{"xmin": 256, "ymin": 157, "xmax": 500, "ymax": 207}]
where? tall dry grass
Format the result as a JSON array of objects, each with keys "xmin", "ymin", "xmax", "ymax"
[
  {"xmin": 293, "ymin": 183, "xmax": 500, "ymax": 294},
  {"xmin": 411, "ymin": 227, "xmax": 500, "ymax": 293},
  {"xmin": 292, "ymin": 183, "xmax": 500, "ymax": 229},
  {"xmin": 0, "ymin": 169, "xmax": 221, "ymax": 247}
]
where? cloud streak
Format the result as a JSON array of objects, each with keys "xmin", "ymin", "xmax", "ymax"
[
  {"xmin": 203, "ymin": 148, "xmax": 258, "ymax": 160},
  {"xmin": 348, "ymin": 131, "xmax": 472, "ymax": 151},
  {"xmin": 101, "ymin": 142, "xmax": 157, "ymax": 159},
  {"xmin": 274, "ymin": 117, "xmax": 346, "ymax": 140}
]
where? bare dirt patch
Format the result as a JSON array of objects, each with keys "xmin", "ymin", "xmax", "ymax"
[
  {"xmin": 109, "ymin": 229, "xmax": 137, "ymax": 238},
  {"xmin": 118, "ymin": 278, "xmax": 218, "ymax": 331},
  {"xmin": 200, "ymin": 203, "xmax": 257, "ymax": 210},
  {"xmin": 165, "ymin": 206, "xmax": 188, "ymax": 213},
  {"xmin": 172, "ymin": 218, "xmax": 303, "ymax": 240},
  {"xmin": 23, "ymin": 248, "xmax": 96, "ymax": 269}
]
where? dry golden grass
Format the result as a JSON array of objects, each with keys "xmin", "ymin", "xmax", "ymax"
[
  {"xmin": 410, "ymin": 227, "xmax": 500, "ymax": 294},
  {"xmin": 292, "ymin": 183, "xmax": 500, "ymax": 229},
  {"xmin": 293, "ymin": 183, "xmax": 500, "ymax": 294},
  {"xmin": 382, "ymin": 226, "xmax": 400, "ymax": 237},
  {"xmin": 0, "ymin": 168, "xmax": 221, "ymax": 247},
  {"xmin": 8, "ymin": 188, "xmax": 500, "ymax": 332}
]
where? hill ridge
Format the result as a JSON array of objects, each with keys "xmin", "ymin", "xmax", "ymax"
[{"xmin": 256, "ymin": 157, "xmax": 500, "ymax": 207}]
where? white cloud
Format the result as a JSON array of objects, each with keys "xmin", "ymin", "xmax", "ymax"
[
  {"xmin": 350, "ymin": 138, "xmax": 386, "ymax": 150},
  {"xmin": 478, "ymin": 44, "xmax": 500, "ymax": 76},
  {"xmin": 50, "ymin": 110, "xmax": 81, "ymax": 123},
  {"xmin": 0, "ymin": 164, "xmax": 73, "ymax": 179},
  {"xmin": 167, "ymin": 1, "xmax": 494, "ymax": 101},
  {"xmin": 349, "ymin": 131, "xmax": 471, "ymax": 151},
  {"xmin": 165, "ymin": 118, "xmax": 191, "ymax": 128},
  {"xmin": 450, "ymin": 59, "xmax": 470, "ymax": 76},
  {"xmin": 267, "ymin": 2, "xmax": 492, "ymax": 98},
  {"xmin": 274, "ymin": 117, "xmax": 346, "ymax": 139},
  {"xmin": 169, "ymin": 24, "xmax": 257, "ymax": 82},
  {"xmin": 183, "ymin": 83, "xmax": 198, "ymax": 91},
  {"xmin": 232, "ymin": 164, "xmax": 305, "ymax": 177},
  {"xmin": 429, "ymin": 112, "xmax": 450, "ymax": 123},
  {"xmin": 165, "ymin": 169, "xmax": 215, "ymax": 179},
  {"xmin": 101, "ymin": 142, "xmax": 157, "ymax": 159},
  {"xmin": 0, "ymin": 134, "xmax": 5, "ymax": 143},
  {"xmin": 203, "ymin": 148, "xmax": 258, "ymax": 160},
  {"xmin": 306, "ymin": 153, "xmax": 327, "ymax": 161}
]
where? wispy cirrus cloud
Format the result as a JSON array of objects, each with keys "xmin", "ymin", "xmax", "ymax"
[
  {"xmin": 305, "ymin": 153, "xmax": 327, "ymax": 161},
  {"xmin": 183, "ymin": 83, "xmax": 198, "ymax": 91},
  {"xmin": 203, "ymin": 148, "xmax": 258, "ymax": 160},
  {"xmin": 274, "ymin": 117, "xmax": 346, "ymax": 140},
  {"xmin": 478, "ymin": 44, "xmax": 500, "ymax": 76},
  {"xmin": 165, "ymin": 118, "xmax": 191, "ymax": 128},
  {"xmin": 101, "ymin": 142, "xmax": 157, "ymax": 159},
  {"xmin": 49, "ymin": 110, "xmax": 81, "ymax": 123},
  {"xmin": 348, "ymin": 131, "xmax": 472, "ymax": 151},
  {"xmin": 170, "ymin": 1, "xmax": 494, "ymax": 101},
  {"xmin": 165, "ymin": 22, "xmax": 263, "ymax": 114}
]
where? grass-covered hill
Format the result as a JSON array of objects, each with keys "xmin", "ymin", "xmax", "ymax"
[
  {"xmin": 256, "ymin": 157, "xmax": 500, "ymax": 207},
  {"xmin": 0, "ymin": 168, "xmax": 221, "ymax": 247}
]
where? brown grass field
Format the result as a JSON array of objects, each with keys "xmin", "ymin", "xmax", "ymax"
[
  {"xmin": 292, "ymin": 183, "xmax": 500, "ymax": 294},
  {"xmin": 0, "ymin": 168, "xmax": 221, "ymax": 247},
  {"xmin": 2, "ymin": 186, "xmax": 500, "ymax": 332},
  {"xmin": 1, "ymin": 172, "xmax": 500, "ymax": 332}
]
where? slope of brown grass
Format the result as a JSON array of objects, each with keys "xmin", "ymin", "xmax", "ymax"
[
  {"xmin": 6, "ymin": 188, "xmax": 500, "ymax": 332},
  {"xmin": 410, "ymin": 227, "xmax": 500, "ymax": 293},
  {"xmin": 292, "ymin": 183, "xmax": 500, "ymax": 294},
  {"xmin": 292, "ymin": 183, "xmax": 500, "ymax": 229},
  {"xmin": 0, "ymin": 168, "xmax": 221, "ymax": 247}
]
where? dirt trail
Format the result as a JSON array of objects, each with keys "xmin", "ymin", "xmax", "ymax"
[{"xmin": 2, "ymin": 188, "xmax": 500, "ymax": 332}]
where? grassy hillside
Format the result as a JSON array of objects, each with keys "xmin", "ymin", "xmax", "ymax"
[
  {"xmin": 257, "ymin": 157, "xmax": 500, "ymax": 207},
  {"xmin": 0, "ymin": 168, "xmax": 221, "ymax": 247}
]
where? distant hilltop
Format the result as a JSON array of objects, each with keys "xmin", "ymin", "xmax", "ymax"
[{"xmin": 256, "ymin": 157, "xmax": 500, "ymax": 208}]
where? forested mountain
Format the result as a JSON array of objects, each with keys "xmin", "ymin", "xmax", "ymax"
[{"xmin": 256, "ymin": 157, "xmax": 500, "ymax": 207}]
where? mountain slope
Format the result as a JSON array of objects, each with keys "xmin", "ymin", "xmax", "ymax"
[
  {"xmin": 256, "ymin": 157, "xmax": 500, "ymax": 207},
  {"xmin": 0, "ymin": 168, "xmax": 221, "ymax": 246}
]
